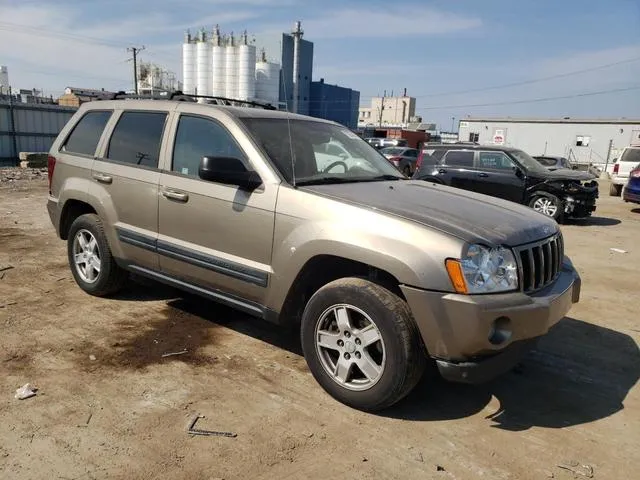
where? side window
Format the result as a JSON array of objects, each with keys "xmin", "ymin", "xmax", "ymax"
[
  {"xmin": 107, "ymin": 111, "xmax": 167, "ymax": 168},
  {"xmin": 406, "ymin": 150, "xmax": 418, "ymax": 158},
  {"xmin": 443, "ymin": 150, "xmax": 474, "ymax": 167},
  {"xmin": 172, "ymin": 115, "xmax": 246, "ymax": 177},
  {"xmin": 478, "ymin": 151, "xmax": 515, "ymax": 170},
  {"xmin": 62, "ymin": 110, "xmax": 112, "ymax": 156}
]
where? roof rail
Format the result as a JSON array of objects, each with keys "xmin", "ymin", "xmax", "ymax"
[{"xmin": 92, "ymin": 90, "xmax": 277, "ymax": 110}]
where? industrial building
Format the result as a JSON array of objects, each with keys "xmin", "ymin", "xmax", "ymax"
[
  {"xmin": 309, "ymin": 79, "xmax": 360, "ymax": 129},
  {"xmin": 0, "ymin": 66, "xmax": 8, "ymax": 93},
  {"xmin": 458, "ymin": 117, "xmax": 640, "ymax": 168},
  {"xmin": 181, "ymin": 21, "xmax": 360, "ymax": 127},
  {"xmin": 358, "ymin": 93, "xmax": 417, "ymax": 128},
  {"xmin": 182, "ymin": 26, "xmax": 280, "ymax": 107},
  {"xmin": 136, "ymin": 62, "xmax": 182, "ymax": 96}
]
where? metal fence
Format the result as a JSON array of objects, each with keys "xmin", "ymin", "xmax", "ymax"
[{"xmin": 0, "ymin": 101, "xmax": 76, "ymax": 167}]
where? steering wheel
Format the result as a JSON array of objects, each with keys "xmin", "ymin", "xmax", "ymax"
[{"xmin": 323, "ymin": 161, "xmax": 348, "ymax": 173}]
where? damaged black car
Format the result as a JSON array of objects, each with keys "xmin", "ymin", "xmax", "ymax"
[{"xmin": 413, "ymin": 144, "xmax": 598, "ymax": 223}]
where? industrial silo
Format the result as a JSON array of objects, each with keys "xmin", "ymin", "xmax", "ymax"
[
  {"xmin": 182, "ymin": 31, "xmax": 196, "ymax": 94},
  {"xmin": 225, "ymin": 34, "xmax": 237, "ymax": 99},
  {"xmin": 196, "ymin": 29, "xmax": 212, "ymax": 97},
  {"xmin": 255, "ymin": 49, "xmax": 280, "ymax": 107},
  {"xmin": 237, "ymin": 31, "xmax": 256, "ymax": 101},
  {"xmin": 211, "ymin": 25, "xmax": 226, "ymax": 97}
]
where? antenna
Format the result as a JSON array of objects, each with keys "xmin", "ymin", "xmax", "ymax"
[{"xmin": 280, "ymin": 40, "xmax": 296, "ymax": 187}]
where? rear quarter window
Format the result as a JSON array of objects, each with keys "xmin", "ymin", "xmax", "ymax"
[
  {"xmin": 621, "ymin": 148, "xmax": 640, "ymax": 163},
  {"xmin": 62, "ymin": 110, "xmax": 112, "ymax": 156}
]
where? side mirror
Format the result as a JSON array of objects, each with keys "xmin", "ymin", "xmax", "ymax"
[
  {"xmin": 514, "ymin": 167, "xmax": 524, "ymax": 178},
  {"xmin": 198, "ymin": 156, "xmax": 262, "ymax": 190}
]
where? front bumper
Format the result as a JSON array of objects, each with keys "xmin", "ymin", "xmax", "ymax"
[{"xmin": 400, "ymin": 259, "xmax": 581, "ymax": 383}]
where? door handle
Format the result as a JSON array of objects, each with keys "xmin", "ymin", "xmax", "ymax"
[
  {"xmin": 477, "ymin": 172, "xmax": 489, "ymax": 178},
  {"xmin": 438, "ymin": 169, "xmax": 447, "ymax": 174},
  {"xmin": 92, "ymin": 173, "xmax": 113, "ymax": 184},
  {"xmin": 162, "ymin": 189, "xmax": 189, "ymax": 202}
]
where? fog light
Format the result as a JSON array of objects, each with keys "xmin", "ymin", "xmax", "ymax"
[{"xmin": 488, "ymin": 317, "xmax": 512, "ymax": 345}]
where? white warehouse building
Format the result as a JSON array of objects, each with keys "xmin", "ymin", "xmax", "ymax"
[
  {"xmin": 182, "ymin": 26, "xmax": 280, "ymax": 106},
  {"xmin": 458, "ymin": 117, "xmax": 640, "ymax": 170}
]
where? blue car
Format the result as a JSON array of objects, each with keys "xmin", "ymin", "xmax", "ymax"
[{"xmin": 623, "ymin": 162, "xmax": 640, "ymax": 204}]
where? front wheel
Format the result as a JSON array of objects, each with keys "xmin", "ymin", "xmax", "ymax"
[
  {"xmin": 301, "ymin": 278, "xmax": 426, "ymax": 411},
  {"xmin": 529, "ymin": 193, "xmax": 564, "ymax": 222}
]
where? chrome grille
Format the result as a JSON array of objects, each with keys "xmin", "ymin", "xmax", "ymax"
[{"xmin": 515, "ymin": 233, "xmax": 563, "ymax": 293}]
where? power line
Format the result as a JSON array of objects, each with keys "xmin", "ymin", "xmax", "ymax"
[
  {"xmin": 0, "ymin": 21, "xmax": 130, "ymax": 48},
  {"xmin": 415, "ymin": 85, "xmax": 640, "ymax": 111},
  {"xmin": 412, "ymin": 55, "xmax": 640, "ymax": 99}
]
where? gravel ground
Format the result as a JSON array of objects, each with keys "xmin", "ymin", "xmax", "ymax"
[{"xmin": 1, "ymin": 175, "xmax": 638, "ymax": 480}]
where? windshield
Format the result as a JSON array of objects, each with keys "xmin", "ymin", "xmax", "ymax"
[
  {"xmin": 621, "ymin": 148, "xmax": 640, "ymax": 163},
  {"xmin": 381, "ymin": 147, "xmax": 405, "ymax": 155},
  {"xmin": 240, "ymin": 118, "xmax": 404, "ymax": 185},
  {"xmin": 510, "ymin": 149, "xmax": 550, "ymax": 174}
]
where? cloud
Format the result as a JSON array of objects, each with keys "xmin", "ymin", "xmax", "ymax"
[
  {"xmin": 297, "ymin": 8, "xmax": 482, "ymax": 39},
  {"xmin": 0, "ymin": 2, "xmax": 264, "ymax": 94}
]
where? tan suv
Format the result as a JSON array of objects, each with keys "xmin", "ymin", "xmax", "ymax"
[{"xmin": 46, "ymin": 97, "xmax": 581, "ymax": 411}]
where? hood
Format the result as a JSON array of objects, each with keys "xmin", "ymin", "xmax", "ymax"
[
  {"xmin": 302, "ymin": 180, "xmax": 559, "ymax": 247},
  {"xmin": 532, "ymin": 168, "xmax": 596, "ymax": 181}
]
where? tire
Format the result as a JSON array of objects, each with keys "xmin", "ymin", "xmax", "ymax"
[
  {"xmin": 402, "ymin": 165, "xmax": 412, "ymax": 176},
  {"xmin": 528, "ymin": 193, "xmax": 564, "ymax": 223},
  {"xmin": 67, "ymin": 213, "xmax": 128, "ymax": 296},
  {"xmin": 300, "ymin": 277, "xmax": 426, "ymax": 411},
  {"xmin": 609, "ymin": 183, "xmax": 622, "ymax": 196}
]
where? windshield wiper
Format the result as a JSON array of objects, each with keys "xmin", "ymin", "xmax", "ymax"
[
  {"xmin": 366, "ymin": 174, "xmax": 407, "ymax": 181},
  {"xmin": 295, "ymin": 176, "xmax": 357, "ymax": 186}
]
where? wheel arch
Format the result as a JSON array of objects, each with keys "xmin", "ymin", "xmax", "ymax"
[
  {"xmin": 59, "ymin": 199, "xmax": 97, "ymax": 240},
  {"xmin": 273, "ymin": 254, "xmax": 405, "ymax": 328}
]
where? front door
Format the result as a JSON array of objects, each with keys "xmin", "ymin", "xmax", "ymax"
[
  {"xmin": 474, "ymin": 151, "xmax": 525, "ymax": 203},
  {"xmin": 157, "ymin": 113, "xmax": 277, "ymax": 306},
  {"xmin": 89, "ymin": 109, "xmax": 169, "ymax": 270}
]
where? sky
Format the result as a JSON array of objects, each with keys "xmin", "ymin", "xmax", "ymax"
[{"xmin": 1, "ymin": 0, "xmax": 639, "ymax": 129}]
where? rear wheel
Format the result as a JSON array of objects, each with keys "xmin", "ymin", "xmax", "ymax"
[
  {"xmin": 301, "ymin": 278, "xmax": 426, "ymax": 411},
  {"xmin": 609, "ymin": 183, "xmax": 622, "ymax": 196},
  {"xmin": 529, "ymin": 193, "xmax": 564, "ymax": 222},
  {"xmin": 67, "ymin": 214, "xmax": 128, "ymax": 296},
  {"xmin": 402, "ymin": 165, "xmax": 412, "ymax": 176}
]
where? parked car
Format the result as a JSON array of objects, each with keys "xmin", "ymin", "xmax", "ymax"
[
  {"xmin": 413, "ymin": 144, "xmax": 599, "ymax": 223},
  {"xmin": 364, "ymin": 137, "xmax": 408, "ymax": 149},
  {"xmin": 609, "ymin": 146, "xmax": 640, "ymax": 196},
  {"xmin": 380, "ymin": 147, "xmax": 419, "ymax": 175},
  {"xmin": 622, "ymin": 163, "xmax": 640, "ymax": 205},
  {"xmin": 46, "ymin": 97, "xmax": 581, "ymax": 411},
  {"xmin": 533, "ymin": 155, "xmax": 574, "ymax": 171}
]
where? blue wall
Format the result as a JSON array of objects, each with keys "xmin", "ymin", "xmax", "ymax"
[{"xmin": 309, "ymin": 80, "xmax": 360, "ymax": 129}]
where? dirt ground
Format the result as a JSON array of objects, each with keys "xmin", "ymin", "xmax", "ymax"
[{"xmin": 1, "ymin": 173, "xmax": 639, "ymax": 480}]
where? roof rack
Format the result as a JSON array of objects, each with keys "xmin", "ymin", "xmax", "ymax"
[{"xmin": 92, "ymin": 90, "xmax": 277, "ymax": 110}]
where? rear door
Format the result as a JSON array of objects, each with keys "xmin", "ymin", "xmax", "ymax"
[
  {"xmin": 474, "ymin": 151, "xmax": 525, "ymax": 202},
  {"xmin": 438, "ymin": 150, "xmax": 477, "ymax": 190},
  {"xmin": 89, "ymin": 107, "xmax": 171, "ymax": 270}
]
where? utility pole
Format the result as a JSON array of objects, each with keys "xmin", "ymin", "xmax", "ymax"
[
  {"xmin": 127, "ymin": 46, "xmax": 145, "ymax": 94},
  {"xmin": 378, "ymin": 90, "xmax": 386, "ymax": 127}
]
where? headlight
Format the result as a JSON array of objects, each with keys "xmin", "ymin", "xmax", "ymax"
[{"xmin": 446, "ymin": 244, "xmax": 519, "ymax": 294}]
